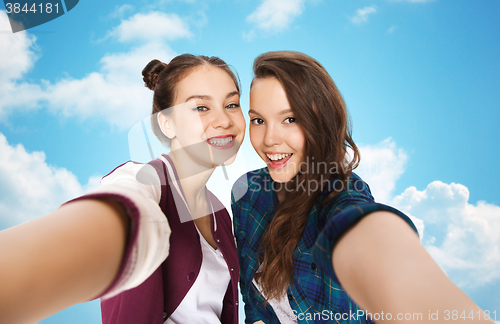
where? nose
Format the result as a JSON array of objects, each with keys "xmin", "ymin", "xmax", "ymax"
[
  {"xmin": 211, "ymin": 108, "xmax": 233, "ymax": 129},
  {"xmin": 263, "ymin": 124, "xmax": 282, "ymax": 147}
]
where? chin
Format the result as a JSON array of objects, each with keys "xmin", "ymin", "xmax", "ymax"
[
  {"xmin": 268, "ymin": 170, "xmax": 294, "ymax": 183},
  {"xmin": 221, "ymin": 153, "xmax": 237, "ymax": 166},
  {"xmin": 211, "ymin": 143, "xmax": 240, "ymax": 167}
]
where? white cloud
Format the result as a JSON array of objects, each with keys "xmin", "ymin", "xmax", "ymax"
[
  {"xmin": 355, "ymin": 138, "xmax": 500, "ymax": 289},
  {"xmin": 391, "ymin": 181, "xmax": 500, "ymax": 288},
  {"xmin": 108, "ymin": 12, "xmax": 192, "ymax": 43},
  {"xmin": 242, "ymin": 29, "xmax": 256, "ymax": 42},
  {"xmin": 0, "ymin": 11, "xmax": 191, "ymax": 129},
  {"xmin": 0, "ymin": 81, "xmax": 45, "ymax": 119},
  {"xmin": 0, "ymin": 11, "xmax": 45, "ymax": 119},
  {"xmin": 247, "ymin": 0, "xmax": 306, "ymax": 32},
  {"xmin": 42, "ymin": 42, "xmax": 176, "ymax": 129},
  {"xmin": 109, "ymin": 4, "xmax": 134, "ymax": 19},
  {"xmin": 356, "ymin": 138, "xmax": 408, "ymax": 203},
  {"xmin": 0, "ymin": 133, "xmax": 100, "ymax": 228},
  {"xmin": 387, "ymin": 25, "xmax": 398, "ymax": 33},
  {"xmin": 0, "ymin": 11, "xmax": 192, "ymax": 236},
  {"xmin": 350, "ymin": 6, "xmax": 377, "ymax": 24},
  {"xmin": 0, "ymin": 12, "xmax": 37, "ymax": 83}
]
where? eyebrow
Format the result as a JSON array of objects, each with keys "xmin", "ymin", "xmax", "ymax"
[
  {"xmin": 185, "ymin": 95, "xmax": 211, "ymax": 102},
  {"xmin": 226, "ymin": 91, "xmax": 240, "ymax": 99},
  {"xmin": 185, "ymin": 91, "xmax": 239, "ymax": 103},
  {"xmin": 248, "ymin": 108, "xmax": 292, "ymax": 116},
  {"xmin": 278, "ymin": 109, "xmax": 293, "ymax": 115}
]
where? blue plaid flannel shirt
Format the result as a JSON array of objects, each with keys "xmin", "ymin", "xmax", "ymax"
[{"xmin": 231, "ymin": 168, "xmax": 418, "ymax": 324}]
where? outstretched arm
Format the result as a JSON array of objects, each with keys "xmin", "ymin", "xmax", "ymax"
[
  {"xmin": 332, "ymin": 211, "xmax": 493, "ymax": 323},
  {"xmin": 0, "ymin": 199, "xmax": 128, "ymax": 324}
]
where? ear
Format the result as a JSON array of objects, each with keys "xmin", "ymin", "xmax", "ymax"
[{"xmin": 157, "ymin": 111, "xmax": 176, "ymax": 139}]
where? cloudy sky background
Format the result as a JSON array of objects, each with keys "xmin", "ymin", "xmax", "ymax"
[{"xmin": 0, "ymin": 0, "xmax": 499, "ymax": 322}]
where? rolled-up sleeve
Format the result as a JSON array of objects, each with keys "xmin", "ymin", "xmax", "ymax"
[
  {"xmin": 67, "ymin": 161, "xmax": 171, "ymax": 299},
  {"xmin": 312, "ymin": 189, "xmax": 418, "ymax": 285}
]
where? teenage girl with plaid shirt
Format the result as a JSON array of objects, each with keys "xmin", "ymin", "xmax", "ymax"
[{"xmin": 232, "ymin": 51, "xmax": 493, "ymax": 324}]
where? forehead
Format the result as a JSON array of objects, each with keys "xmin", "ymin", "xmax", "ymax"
[
  {"xmin": 175, "ymin": 65, "xmax": 238, "ymax": 102},
  {"xmin": 250, "ymin": 77, "xmax": 290, "ymax": 114}
]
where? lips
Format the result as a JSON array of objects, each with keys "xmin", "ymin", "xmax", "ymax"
[
  {"xmin": 207, "ymin": 135, "xmax": 236, "ymax": 149},
  {"xmin": 265, "ymin": 152, "xmax": 293, "ymax": 169}
]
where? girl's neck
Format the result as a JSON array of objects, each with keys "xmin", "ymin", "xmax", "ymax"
[
  {"xmin": 167, "ymin": 150, "xmax": 215, "ymax": 220},
  {"xmin": 168, "ymin": 152, "xmax": 214, "ymax": 195},
  {"xmin": 276, "ymin": 188, "xmax": 285, "ymax": 202},
  {"xmin": 167, "ymin": 151, "xmax": 218, "ymax": 250}
]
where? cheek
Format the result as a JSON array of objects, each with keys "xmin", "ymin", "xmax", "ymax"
[
  {"xmin": 197, "ymin": 116, "xmax": 211, "ymax": 135},
  {"xmin": 249, "ymin": 126, "xmax": 263, "ymax": 151},
  {"xmin": 235, "ymin": 114, "xmax": 246, "ymax": 136},
  {"xmin": 289, "ymin": 128, "xmax": 306, "ymax": 155},
  {"xmin": 180, "ymin": 114, "xmax": 205, "ymax": 135}
]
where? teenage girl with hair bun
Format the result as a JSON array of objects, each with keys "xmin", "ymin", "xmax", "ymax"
[{"xmin": 0, "ymin": 53, "xmax": 245, "ymax": 324}]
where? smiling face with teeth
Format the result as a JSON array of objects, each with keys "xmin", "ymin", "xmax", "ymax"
[
  {"xmin": 158, "ymin": 65, "xmax": 245, "ymax": 169},
  {"xmin": 249, "ymin": 77, "xmax": 305, "ymax": 183}
]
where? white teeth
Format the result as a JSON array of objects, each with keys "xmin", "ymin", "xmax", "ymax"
[
  {"xmin": 209, "ymin": 137, "xmax": 233, "ymax": 146},
  {"xmin": 266, "ymin": 153, "xmax": 291, "ymax": 161}
]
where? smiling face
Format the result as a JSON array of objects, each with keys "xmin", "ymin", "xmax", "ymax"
[
  {"xmin": 249, "ymin": 77, "xmax": 305, "ymax": 183},
  {"xmin": 159, "ymin": 65, "xmax": 245, "ymax": 167}
]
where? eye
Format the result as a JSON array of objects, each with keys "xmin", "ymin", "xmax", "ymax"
[
  {"xmin": 226, "ymin": 103, "xmax": 240, "ymax": 109},
  {"xmin": 283, "ymin": 117, "xmax": 296, "ymax": 124},
  {"xmin": 250, "ymin": 117, "xmax": 264, "ymax": 125},
  {"xmin": 193, "ymin": 106, "xmax": 209, "ymax": 112}
]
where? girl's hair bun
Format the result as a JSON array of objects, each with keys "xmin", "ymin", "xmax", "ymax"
[{"xmin": 142, "ymin": 59, "xmax": 167, "ymax": 91}]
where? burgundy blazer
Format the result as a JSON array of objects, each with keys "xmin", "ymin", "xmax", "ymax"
[{"xmin": 100, "ymin": 157, "xmax": 239, "ymax": 324}]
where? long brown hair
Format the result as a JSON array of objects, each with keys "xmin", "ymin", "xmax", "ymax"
[
  {"xmin": 142, "ymin": 54, "xmax": 240, "ymax": 145},
  {"xmin": 252, "ymin": 51, "xmax": 360, "ymax": 300}
]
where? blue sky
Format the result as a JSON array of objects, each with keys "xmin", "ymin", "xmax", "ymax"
[{"xmin": 0, "ymin": 0, "xmax": 499, "ymax": 322}]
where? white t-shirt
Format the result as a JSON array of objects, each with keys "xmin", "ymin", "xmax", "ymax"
[
  {"xmin": 165, "ymin": 224, "xmax": 230, "ymax": 323},
  {"xmin": 253, "ymin": 274, "xmax": 297, "ymax": 323},
  {"xmin": 163, "ymin": 156, "xmax": 231, "ymax": 323}
]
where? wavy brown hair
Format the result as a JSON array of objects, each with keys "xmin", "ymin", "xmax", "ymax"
[
  {"xmin": 142, "ymin": 54, "xmax": 240, "ymax": 145},
  {"xmin": 252, "ymin": 51, "xmax": 360, "ymax": 300}
]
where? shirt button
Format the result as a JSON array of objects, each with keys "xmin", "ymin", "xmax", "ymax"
[
  {"xmin": 236, "ymin": 301, "xmax": 239, "ymax": 306},
  {"xmin": 187, "ymin": 272, "xmax": 195, "ymax": 281},
  {"xmin": 230, "ymin": 268, "xmax": 234, "ymax": 272},
  {"xmin": 311, "ymin": 262, "xmax": 317, "ymax": 270},
  {"xmin": 288, "ymin": 294, "xmax": 293, "ymax": 301},
  {"xmin": 216, "ymin": 239, "xmax": 220, "ymax": 243}
]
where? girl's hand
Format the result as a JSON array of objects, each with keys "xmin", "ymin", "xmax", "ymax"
[{"xmin": 0, "ymin": 199, "xmax": 128, "ymax": 324}]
